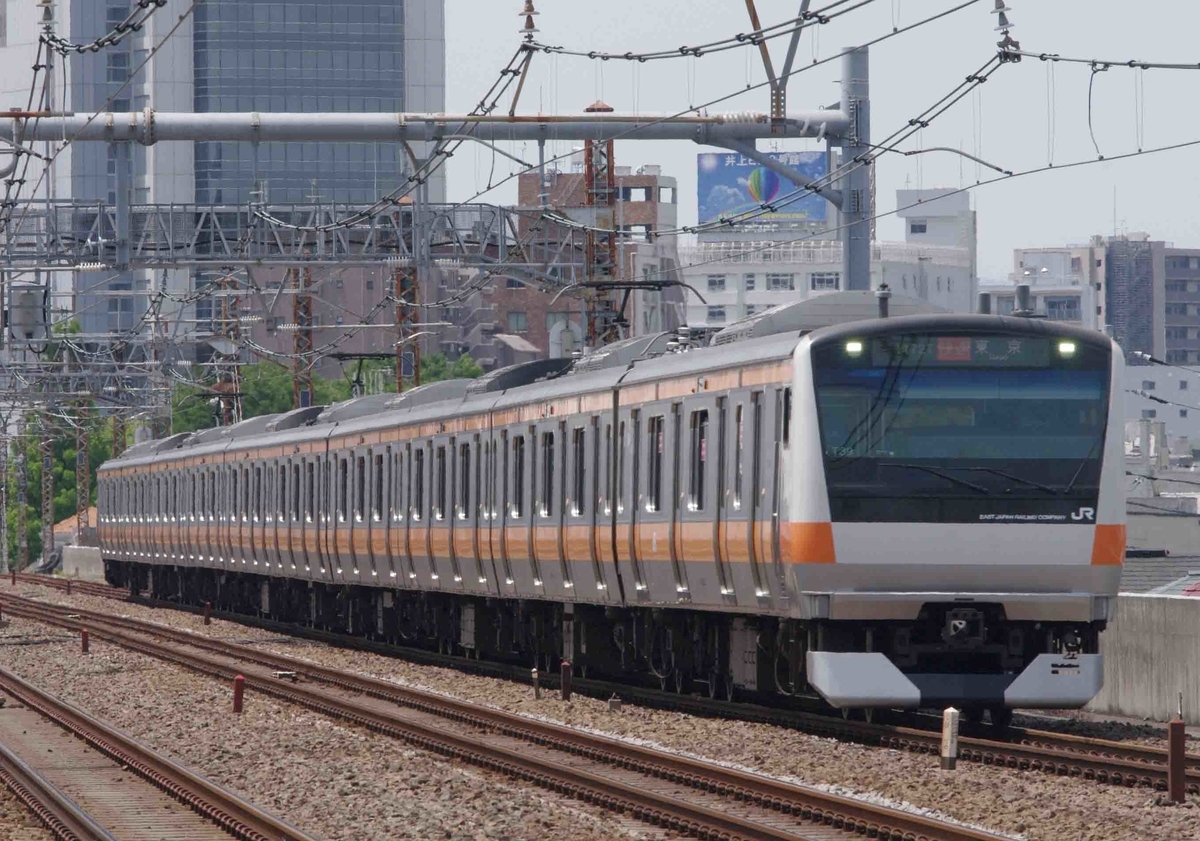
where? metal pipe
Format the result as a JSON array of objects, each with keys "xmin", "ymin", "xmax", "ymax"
[
  {"xmin": 1015, "ymin": 283, "xmax": 1032, "ymax": 315},
  {"xmin": 876, "ymin": 283, "xmax": 891, "ymax": 318},
  {"xmin": 977, "ymin": 292, "xmax": 991, "ymax": 314},
  {"xmin": 3, "ymin": 110, "xmax": 851, "ymax": 145}
]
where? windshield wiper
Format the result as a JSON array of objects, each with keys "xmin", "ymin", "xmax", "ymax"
[
  {"xmin": 879, "ymin": 463, "xmax": 991, "ymax": 494},
  {"xmin": 1065, "ymin": 434, "xmax": 1105, "ymax": 494},
  {"xmin": 945, "ymin": 466, "xmax": 1060, "ymax": 495}
]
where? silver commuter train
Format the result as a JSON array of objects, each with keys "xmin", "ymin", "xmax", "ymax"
[{"xmin": 97, "ymin": 293, "xmax": 1125, "ymax": 717}]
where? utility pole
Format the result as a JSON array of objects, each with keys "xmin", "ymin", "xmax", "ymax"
[
  {"xmin": 291, "ymin": 266, "xmax": 314, "ymax": 408},
  {"xmin": 76, "ymin": 410, "xmax": 90, "ymax": 535},
  {"xmin": 40, "ymin": 419, "xmax": 53, "ymax": 565},
  {"xmin": 839, "ymin": 46, "xmax": 872, "ymax": 291},
  {"xmin": 15, "ymin": 415, "xmax": 27, "ymax": 571},
  {"xmin": 583, "ymin": 101, "xmax": 620, "ymax": 346}
]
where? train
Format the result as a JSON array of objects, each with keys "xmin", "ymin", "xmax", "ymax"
[{"xmin": 97, "ymin": 291, "xmax": 1125, "ymax": 723}]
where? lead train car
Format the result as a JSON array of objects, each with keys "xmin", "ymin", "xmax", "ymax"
[{"xmin": 98, "ymin": 303, "xmax": 1125, "ymax": 716}]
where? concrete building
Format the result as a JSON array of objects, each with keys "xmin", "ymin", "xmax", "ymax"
[
  {"xmin": 681, "ymin": 188, "xmax": 977, "ymax": 328},
  {"xmin": 979, "ymin": 240, "xmax": 1107, "ymax": 329}
]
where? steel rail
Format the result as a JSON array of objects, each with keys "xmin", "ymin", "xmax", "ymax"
[
  {"xmin": 18, "ymin": 575, "xmax": 1200, "ymax": 792},
  {"xmin": 1, "ymin": 589, "xmax": 998, "ymax": 841},
  {"xmin": 0, "ymin": 740, "xmax": 115, "ymax": 841},
  {"xmin": 0, "ymin": 660, "xmax": 312, "ymax": 841}
]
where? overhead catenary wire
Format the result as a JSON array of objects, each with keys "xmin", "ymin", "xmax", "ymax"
[{"xmin": 40, "ymin": 0, "xmax": 167, "ymax": 56}]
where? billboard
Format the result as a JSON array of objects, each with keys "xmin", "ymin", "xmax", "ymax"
[{"xmin": 697, "ymin": 151, "xmax": 829, "ymax": 225}]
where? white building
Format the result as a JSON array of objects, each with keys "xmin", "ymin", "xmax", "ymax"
[
  {"xmin": 978, "ymin": 241, "xmax": 1107, "ymax": 329},
  {"xmin": 681, "ymin": 189, "xmax": 977, "ymax": 327}
]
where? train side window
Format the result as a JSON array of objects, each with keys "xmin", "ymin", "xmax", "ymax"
[
  {"xmin": 244, "ymin": 467, "xmax": 252, "ymax": 521},
  {"xmin": 254, "ymin": 466, "xmax": 263, "ymax": 521},
  {"xmin": 782, "ymin": 387, "xmax": 792, "ymax": 447},
  {"xmin": 337, "ymin": 458, "xmax": 348, "ymax": 522},
  {"xmin": 540, "ymin": 431, "xmax": 554, "ymax": 518},
  {"xmin": 457, "ymin": 442, "xmax": 470, "ymax": 520},
  {"xmin": 689, "ymin": 409, "xmax": 708, "ymax": 511},
  {"xmin": 734, "ymin": 405, "xmax": 744, "ymax": 510},
  {"xmin": 571, "ymin": 427, "xmax": 585, "ymax": 517},
  {"xmin": 210, "ymin": 470, "xmax": 217, "ymax": 519},
  {"xmin": 647, "ymin": 415, "xmax": 664, "ymax": 513},
  {"xmin": 354, "ymin": 456, "xmax": 365, "ymax": 522},
  {"xmin": 231, "ymin": 470, "xmax": 239, "ymax": 522},
  {"xmin": 412, "ymin": 448, "xmax": 425, "ymax": 522},
  {"xmin": 372, "ymin": 453, "xmax": 384, "ymax": 522},
  {"xmin": 617, "ymin": 422, "xmax": 625, "ymax": 514},
  {"xmin": 304, "ymin": 461, "xmax": 314, "ymax": 522},
  {"xmin": 194, "ymin": 474, "xmax": 201, "ymax": 521},
  {"xmin": 511, "ymin": 435, "xmax": 525, "ymax": 518},
  {"xmin": 392, "ymin": 450, "xmax": 403, "ymax": 521},
  {"xmin": 199, "ymin": 473, "xmax": 206, "ymax": 520}
]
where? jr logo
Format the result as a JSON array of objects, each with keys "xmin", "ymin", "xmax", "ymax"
[{"xmin": 1071, "ymin": 507, "xmax": 1096, "ymax": 522}]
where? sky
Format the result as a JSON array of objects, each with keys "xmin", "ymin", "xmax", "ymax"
[{"xmin": 444, "ymin": 0, "xmax": 1200, "ymax": 280}]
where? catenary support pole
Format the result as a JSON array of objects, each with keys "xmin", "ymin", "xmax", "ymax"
[{"xmin": 839, "ymin": 46, "xmax": 871, "ymax": 291}]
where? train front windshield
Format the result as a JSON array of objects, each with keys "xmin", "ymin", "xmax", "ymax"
[{"xmin": 811, "ymin": 333, "xmax": 1111, "ymax": 523}]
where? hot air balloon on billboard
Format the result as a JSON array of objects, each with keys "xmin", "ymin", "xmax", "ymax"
[{"xmin": 746, "ymin": 167, "xmax": 781, "ymax": 204}]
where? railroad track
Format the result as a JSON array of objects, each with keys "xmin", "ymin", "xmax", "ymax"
[
  {"xmin": 16, "ymin": 574, "xmax": 1200, "ymax": 795},
  {"xmin": 0, "ymin": 658, "xmax": 312, "ymax": 841},
  {"xmin": 0, "ymin": 589, "xmax": 1003, "ymax": 841}
]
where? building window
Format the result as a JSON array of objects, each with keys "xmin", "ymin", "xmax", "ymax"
[
  {"xmin": 707, "ymin": 305, "xmax": 726, "ymax": 323},
  {"xmin": 507, "ymin": 311, "xmax": 528, "ymax": 333},
  {"xmin": 1182, "ymin": 380, "xmax": 1189, "ymax": 391},
  {"xmin": 335, "ymin": 278, "xmax": 344, "ymax": 289},
  {"xmin": 743, "ymin": 273, "xmax": 756, "ymax": 291},
  {"xmin": 1182, "ymin": 410, "xmax": 1190, "ymax": 419},
  {"xmin": 1168, "ymin": 304, "xmax": 1188, "ymax": 316},
  {"xmin": 1070, "ymin": 256, "xmax": 1082, "ymax": 273},
  {"xmin": 1142, "ymin": 380, "xmax": 1156, "ymax": 390},
  {"xmin": 506, "ymin": 278, "xmax": 523, "ymax": 289},
  {"xmin": 909, "ymin": 221, "xmax": 927, "ymax": 234},
  {"xmin": 1192, "ymin": 257, "xmax": 1199, "ymax": 270},
  {"xmin": 706, "ymin": 274, "xmax": 727, "ymax": 292},
  {"xmin": 745, "ymin": 305, "xmax": 757, "ymax": 317},
  {"xmin": 1045, "ymin": 297, "xmax": 1081, "ymax": 322},
  {"xmin": 810, "ymin": 272, "xmax": 839, "ymax": 291},
  {"xmin": 766, "ymin": 273, "xmax": 795, "ymax": 291},
  {"xmin": 546, "ymin": 311, "xmax": 570, "ymax": 330},
  {"xmin": 1142, "ymin": 409, "xmax": 1157, "ymax": 419},
  {"xmin": 366, "ymin": 280, "xmax": 375, "ymax": 291}
]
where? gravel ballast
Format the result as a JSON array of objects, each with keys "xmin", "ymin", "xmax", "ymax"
[
  {"xmin": 0, "ymin": 605, "xmax": 647, "ymax": 839},
  {"xmin": 11, "ymin": 583, "xmax": 1200, "ymax": 840}
]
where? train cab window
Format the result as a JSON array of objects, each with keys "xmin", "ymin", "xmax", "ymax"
[
  {"xmin": 457, "ymin": 443, "xmax": 470, "ymax": 520},
  {"xmin": 433, "ymin": 446, "xmax": 447, "ymax": 521},
  {"xmin": 411, "ymin": 448, "xmax": 425, "ymax": 522},
  {"xmin": 688, "ymin": 410, "xmax": 708, "ymax": 511},
  {"xmin": 733, "ymin": 405, "xmax": 744, "ymax": 510},
  {"xmin": 511, "ymin": 436, "xmax": 526, "ymax": 518},
  {"xmin": 647, "ymin": 416, "xmax": 664, "ymax": 513},
  {"xmin": 372, "ymin": 453, "xmax": 384, "ymax": 522},
  {"xmin": 354, "ymin": 456, "xmax": 366, "ymax": 522},
  {"xmin": 337, "ymin": 458, "xmax": 348, "ymax": 522},
  {"xmin": 540, "ymin": 432, "xmax": 554, "ymax": 518},
  {"xmin": 571, "ymin": 427, "xmax": 585, "ymax": 517},
  {"xmin": 304, "ymin": 462, "xmax": 314, "ymax": 522}
]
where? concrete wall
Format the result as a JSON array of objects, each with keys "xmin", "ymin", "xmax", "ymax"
[
  {"xmin": 61, "ymin": 546, "xmax": 106, "ymax": 585},
  {"xmin": 1088, "ymin": 594, "xmax": 1200, "ymax": 724}
]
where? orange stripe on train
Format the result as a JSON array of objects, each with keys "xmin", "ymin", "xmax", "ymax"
[{"xmin": 1090, "ymin": 524, "xmax": 1125, "ymax": 566}]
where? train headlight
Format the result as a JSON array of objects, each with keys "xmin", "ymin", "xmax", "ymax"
[
  {"xmin": 845, "ymin": 340, "xmax": 864, "ymax": 357},
  {"xmin": 1058, "ymin": 340, "xmax": 1076, "ymax": 357}
]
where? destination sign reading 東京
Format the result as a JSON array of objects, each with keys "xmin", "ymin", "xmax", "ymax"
[{"xmin": 868, "ymin": 335, "xmax": 1052, "ymax": 368}]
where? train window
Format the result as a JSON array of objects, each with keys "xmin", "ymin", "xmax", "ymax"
[
  {"xmin": 338, "ymin": 458, "xmax": 348, "ymax": 522},
  {"xmin": 254, "ymin": 466, "xmax": 262, "ymax": 521},
  {"xmin": 782, "ymin": 387, "xmax": 792, "ymax": 446},
  {"xmin": 571, "ymin": 428, "xmax": 585, "ymax": 517},
  {"xmin": 540, "ymin": 432, "xmax": 554, "ymax": 518},
  {"xmin": 734, "ymin": 405, "xmax": 744, "ymax": 510},
  {"xmin": 412, "ymin": 448, "xmax": 425, "ymax": 522},
  {"xmin": 617, "ymin": 422, "xmax": 625, "ymax": 514},
  {"xmin": 277, "ymin": 466, "xmax": 286, "ymax": 521},
  {"xmin": 193, "ymin": 474, "xmax": 200, "ymax": 521},
  {"xmin": 511, "ymin": 436, "xmax": 525, "ymax": 518},
  {"xmin": 243, "ymin": 467, "xmax": 252, "ymax": 521},
  {"xmin": 601, "ymin": 425, "xmax": 611, "ymax": 515},
  {"xmin": 433, "ymin": 446, "xmax": 447, "ymax": 521},
  {"xmin": 457, "ymin": 443, "xmax": 470, "ymax": 520},
  {"xmin": 353, "ymin": 456, "xmax": 364, "ymax": 522},
  {"xmin": 372, "ymin": 453, "xmax": 384, "ymax": 522},
  {"xmin": 209, "ymin": 471, "xmax": 216, "ymax": 519},
  {"xmin": 304, "ymin": 461, "xmax": 314, "ymax": 522},
  {"xmin": 647, "ymin": 416, "xmax": 664, "ymax": 513},
  {"xmin": 689, "ymin": 410, "xmax": 708, "ymax": 511},
  {"xmin": 392, "ymin": 450, "xmax": 403, "ymax": 521},
  {"xmin": 199, "ymin": 473, "xmax": 206, "ymax": 520}
]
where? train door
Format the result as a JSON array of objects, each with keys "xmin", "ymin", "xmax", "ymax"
[
  {"xmin": 594, "ymin": 417, "xmax": 617, "ymax": 597},
  {"xmin": 463, "ymin": 432, "xmax": 488, "ymax": 590},
  {"xmin": 531, "ymin": 420, "xmax": 563, "ymax": 593},
  {"xmin": 411, "ymin": 441, "xmax": 434, "ymax": 585},
  {"xmin": 565, "ymin": 418, "xmax": 600, "ymax": 594},
  {"xmin": 635, "ymin": 404, "xmax": 675, "ymax": 601},
  {"xmin": 623, "ymin": 409, "xmax": 647, "ymax": 597},
  {"xmin": 451, "ymin": 435, "xmax": 474, "ymax": 587},
  {"xmin": 430, "ymin": 435, "xmax": 454, "ymax": 587},
  {"xmin": 748, "ymin": 391, "xmax": 770, "ymax": 599},
  {"xmin": 496, "ymin": 429, "xmax": 517, "ymax": 593},
  {"xmin": 713, "ymin": 397, "xmax": 735, "ymax": 600},
  {"xmin": 668, "ymin": 402, "xmax": 691, "ymax": 598}
]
